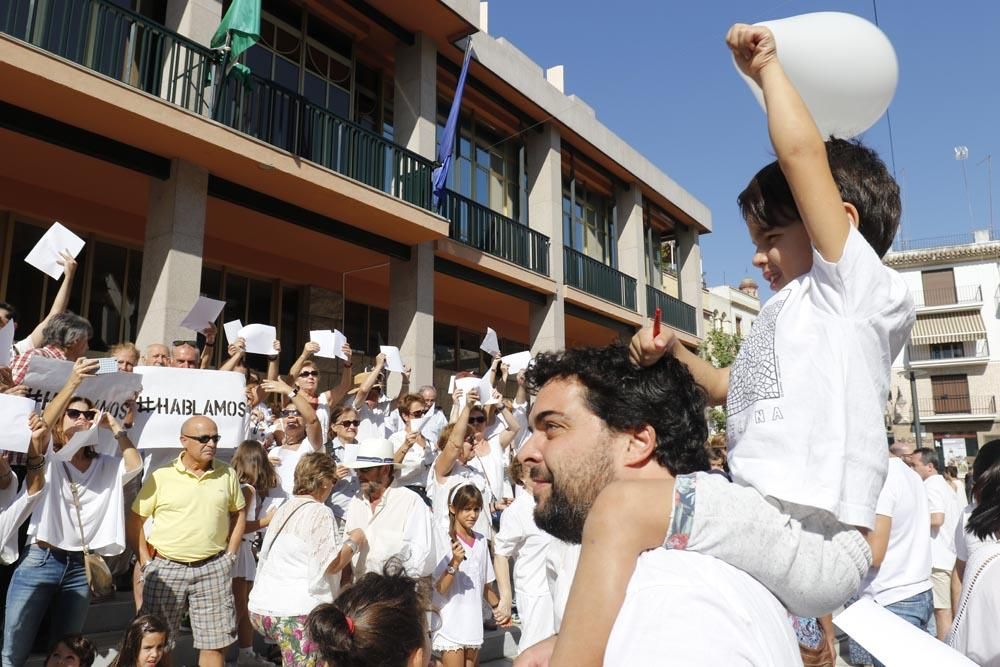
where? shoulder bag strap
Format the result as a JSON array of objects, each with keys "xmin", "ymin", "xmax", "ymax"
[{"xmin": 61, "ymin": 462, "xmax": 91, "ymax": 556}]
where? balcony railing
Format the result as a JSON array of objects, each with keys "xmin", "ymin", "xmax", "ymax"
[
  {"xmin": 563, "ymin": 247, "xmax": 636, "ymax": 310},
  {"xmin": 441, "ymin": 190, "xmax": 550, "ymax": 275},
  {"xmin": 917, "ymin": 395, "xmax": 996, "ymax": 418},
  {"xmin": 2, "ymin": 0, "xmax": 434, "ymax": 210},
  {"xmin": 908, "ymin": 340, "xmax": 989, "ymax": 364},
  {"xmin": 911, "ymin": 284, "xmax": 983, "ymax": 308},
  {"xmin": 892, "ymin": 229, "xmax": 997, "ymax": 252},
  {"xmin": 647, "ymin": 285, "xmax": 697, "ymax": 335}
]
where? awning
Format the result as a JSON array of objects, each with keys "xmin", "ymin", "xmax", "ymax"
[{"xmin": 910, "ymin": 312, "xmax": 988, "ymax": 345}]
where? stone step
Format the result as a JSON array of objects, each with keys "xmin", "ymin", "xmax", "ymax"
[{"xmin": 81, "ymin": 592, "xmax": 138, "ymax": 635}]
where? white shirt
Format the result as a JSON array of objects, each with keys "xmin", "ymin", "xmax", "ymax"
[
  {"xmin": 427, "ymin": 460, "xmax": 493, "ymax": 538},
  {"xmin": 955, "ymin": 502, "xmax": 999, "ymax": 563},
  {"xmin": 604, "ymin": 550, "xmax": 802, "ymax": 666},
  {"xmin": 0, "ymin": 472, "xmax": 42, "ymax": 564},
  {"xmin": 925, "ymin": 474, "xmax": 961, "ymax": 570},
  {"xmin": 947, "ymin": 542, "xmax": 1000, "ymax": 665},
  {"xmin": 249, "ymin": 498, "xmax": 342, "ymax": 617},
  {"xmin": 29, "ymin": 456, "xmax": 141, "ymax": 556},
  {"xmin": 272, "ymin": 441, "xmax": 321, "ymax": 497},
  {"xmin": 389, "ymin": 430, "xmax": 434, "ymax": 488},
  {"xmin": 493, "ymin": 492, "xmax": 553, "ymax": 597},
  {"xmin": 355, "ymin": 397, "xmax": 391, "ymax": 442},
  {"xmin": 326, "ymin": 438, "xmax": 359, "ymax": 521},
  {"xmin": 859, "ymin": 458, "xmax": 933, "ymax": 606},
  {"xmin": 468, "ymin": 438, "xmax": 509, "ymax": 502},
  {"xmin": 343, "ymin": 486, "xmax": 434, "ymax": 579},
  {"xmin": 726, "ymin": 226, "xmax": 914, "ymax": 529},
  {"xmin": 431, "ymin": 527, "xmax": 495, "ymax": 647}
]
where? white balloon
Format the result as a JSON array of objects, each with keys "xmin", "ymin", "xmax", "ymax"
[{"xmin": 735, "ymin": 12, "xmax": 898, "ymax": 139}]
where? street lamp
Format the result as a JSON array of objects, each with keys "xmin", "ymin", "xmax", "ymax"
[{"xmin": 898, "ymin": 367, "xmax": 929, "ymax": 448}]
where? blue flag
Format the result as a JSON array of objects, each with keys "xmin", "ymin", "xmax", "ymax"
[{"xmin": 432, "ymin": 46, "xmax": 474, "ymax": 210}]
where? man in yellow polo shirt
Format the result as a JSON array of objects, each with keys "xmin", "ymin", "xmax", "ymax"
[{"xmin": 128, "ymin": 416, "xmax": 246, "ymax": 667}]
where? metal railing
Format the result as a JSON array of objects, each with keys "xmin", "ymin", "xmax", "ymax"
[
  {"xmin": 911, "ymin": 284, "xmax": 983, "ymax": 308},
  {"xmin": 646, "ymin": 285, "xmax": 697, "ymax": 335},
  {"xmin": 892, "ymin": 229, "xmax": 997, "ymax": 252},
  {"xmin": 908, "ymin": 340, "xmax": 990, "ymax": 363},
  {"xmin": 563, "ymin": 247, "xmax": 637, "ymax": 310},
  {"xmin": 2, "ymin": 0, "xmax": 434, "ymax": 210},
  {"xmin": 3, "ymin": 0, "xmax": 216, "ymax": 113},
  {"xmin": 917, "ymin": 395, "xmax": 996, "ymax": 417},
  {"xmin": 441, "ymin": 190, "xmax": 550, "ymax": 275}
]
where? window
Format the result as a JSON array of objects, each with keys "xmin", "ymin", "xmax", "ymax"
[
  {"xmin": 920, "ymin": 269, "xmax": 956, "ymax": 306},
  {"xmin": 930, "ymin": 342, "xmax": 965, "ymax": 360},
  {"xmin": 433, "ymin": 323, "xmax": 528, "ymax": 375},
  {"xmin": 644, "ymin": 225, "xmax": 663, "ymax": 286},
  {"xmin": 931, "ymin": 374, "xmax": 971, "ymax": 414},
  {"xmin": 563, "ymin": 178, "xmax": 616, "ymax": 266},
  {"xmin": 436, "ymin": 104, "xmax": 523, "ymax": 221},
  {"xmin": 735, "ymin": 316, "xmax": 743, "ymax": 337},
  {"xmin": 341, "ymin": 300, "xmax": 388, "ymax": 357},
  {"xmin": 0, "ymin": 217, "xmax": 140, "ymax": 352}
]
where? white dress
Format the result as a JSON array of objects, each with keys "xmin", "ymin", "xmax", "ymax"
[
  {"xmin": 232, "ymin": 484, "xmax": 258, "ymax": 580},
  {"xmin": 431, "ymin": 527, "xmax": 495, "ymax": 651}
]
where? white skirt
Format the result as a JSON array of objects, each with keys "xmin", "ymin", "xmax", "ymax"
[{"xmin": 232, "ymin": 539, "xmax": 257, "ymax": 580}]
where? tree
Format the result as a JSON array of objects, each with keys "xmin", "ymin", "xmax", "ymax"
[{"xmin": 699, "ymin": 329, "xmax": 742, "ymax": 433}]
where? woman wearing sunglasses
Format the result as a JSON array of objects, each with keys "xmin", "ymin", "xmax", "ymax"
[
  {"xmin": 287, "ymin": 341, "xmax": 355, "ymax": 440},
  {"xmin": 388, "ymin": 394, "xmax": 434, "ymax": 503},
  {"xmin": 326, "ymin": 406, "xmax": 361, "ymax": 529},
  {"xmin": 262, "ymin": 377, "xmax": 324, "ymax": 497},
  {"xmin": 4, "ymin": 357, "xmax": 143, "ymax": 666}
]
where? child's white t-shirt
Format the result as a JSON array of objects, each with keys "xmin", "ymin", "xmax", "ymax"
[
  {"xmin": 726, "ymin": 225, "xmax": 914, "ymax": 529},
  {"xmin": 431, "ymin": 527, "xmax": 495, "ymax": 647}
]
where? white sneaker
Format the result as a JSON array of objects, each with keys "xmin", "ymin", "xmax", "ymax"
[{"xmin": 236, "ymin": 651, "xmax": 273, "ymax": 666}]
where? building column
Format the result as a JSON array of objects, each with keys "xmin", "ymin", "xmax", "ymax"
[
  {"xmin": 616, "ymin": 183, "xmax": 646, "ymax": 318},
  {"xmin": 165, "ymin": 0, "xmax": 223, "ymax": 47},
  {"xmin": 136, "ymin": 159, "xmax": 208, "ymax": 351},
  {"xmin": 526, "ymin": 124, "xmax": 565, "ymax": 354},
  {"xmin": 389, "ymin": 34, "xmax": 437, "ymax": 388},
  {"xmin": 388, "ymin": 248, "xmax": 435, "ymax": 389},
  {"xmin": 675, "ymin": 224, "xmax": 705, "ymax": 338}
]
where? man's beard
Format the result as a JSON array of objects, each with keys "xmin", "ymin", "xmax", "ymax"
[
  {"xmin": 362, "ymin": 479, "xmax": 386, "ymax": 499},
  {"xmin": 532, "ymin": 447, "xmax": 615, "ymax": 544}
]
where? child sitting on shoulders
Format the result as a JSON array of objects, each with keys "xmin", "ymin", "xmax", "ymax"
[{"xmin": 550, "ymin": 22, "xmax": 915, "ymax": 667}]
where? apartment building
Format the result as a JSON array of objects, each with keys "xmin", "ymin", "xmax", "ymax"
[
  {"xmin": 886, "ymin": 230, "xmax": 1000, "ymax": 462},
  {"xmin": 0, "ymin": 0, "xmax": 710, "ymax": 395}
]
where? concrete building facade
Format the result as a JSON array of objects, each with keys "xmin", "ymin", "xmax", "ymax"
[
  {"xmin": 885, "ymin": 230, "xmax": 1000, "ymax": 463},
  {"xmin": 0, "ymin": 0, "xmax": 710, "ymax": 399},
  {"xmin": 705, "ymin": 278, "xmax": 760, "ymax": 337}
]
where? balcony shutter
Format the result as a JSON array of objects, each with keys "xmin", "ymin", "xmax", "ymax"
[{"xmin": 921, "ymin": 269, "xmax": 957, "ymax": 306}]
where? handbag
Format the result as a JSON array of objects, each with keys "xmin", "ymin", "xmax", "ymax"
[{"xmin": 63, "ymin": 463, "xmax": 115, "ymax": 599}]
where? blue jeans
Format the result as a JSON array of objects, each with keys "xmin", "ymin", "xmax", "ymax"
[
  {"xmin": 2, "ymin": 545, "xmax": 90, "ymax": 667},
  {"xmin": 849, "ymin": 589, "xmax": 933, "ymax": 667}
]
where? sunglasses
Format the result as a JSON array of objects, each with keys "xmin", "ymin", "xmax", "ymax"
[
  {"xmin": 183, "ymin": 434, "xmax": 221, "ymax": 444},
  {"xmin": 337, "ymin": 420, "xmax": 361, "ymax": 428},
  {"xmin": 65, "ymin": 408, "xmax": 97, "ymax": 421},
  {"xmin": 408, "ymin": 409, "xmax": 427, "ymax": 418},
  {"xmin": 172, "ymin": 340, "xmax": 199, "ymax": 348},
  {"xmin": 298, "ymin": 370, "xmax": 319, "ymax": 378},
  {"xmin": 281, "ymin": 410, "xmax": 300, "ymax": 418},
  {"xmin": 468, "ymin": 416, "xmax": 487, "ymax": 424}
]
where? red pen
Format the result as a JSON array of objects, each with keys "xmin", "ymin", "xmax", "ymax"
[{"xmin": 652, "ymin": 307, "xmax": 662, "ymax": 338}]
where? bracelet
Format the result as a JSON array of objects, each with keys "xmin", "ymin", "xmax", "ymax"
[
  {"xmin": 205, "ymin": 342, "xmax": 215, "ymax": 348},
  {"xmin": 26, "ymin": 459, "xmax": 45, "ymax": 471},
  {"xmin": 287, "ymin": 389, "xmax": 298, "ymax": 399},
  {"xmin": 343, "ymin": 363, "xmax": 352, "ymax": 368}
]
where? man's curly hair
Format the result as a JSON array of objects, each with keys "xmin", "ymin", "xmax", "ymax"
[{"xmin": 525, "ymin": 342, "xmax": 709, "ymax": 475}]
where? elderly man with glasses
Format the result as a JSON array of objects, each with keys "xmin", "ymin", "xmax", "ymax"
[{"xmin": 127, "ymin": 416, "xmax": 246, "ymax": 667}]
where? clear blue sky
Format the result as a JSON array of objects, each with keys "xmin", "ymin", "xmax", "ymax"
[{"xmin": 490, "ymin": 1, "xmax": 1000, "ymax": 299}]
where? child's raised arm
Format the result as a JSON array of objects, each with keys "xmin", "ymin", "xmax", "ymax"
[
  {"xmin": 629, "ymin": 323, "xmax": 729, "ymax": 405},
  {"xmin": 549, "ymin": 479, "xmax": 674, "ymax": 667},
  {"xmin": 727, "ymin": 23, "xmax": 851, "ymax": 262}
]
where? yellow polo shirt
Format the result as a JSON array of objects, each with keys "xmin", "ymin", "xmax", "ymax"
[{"xmin": 132, "ymin": 456, "xmax": 245, "ymax": 563}]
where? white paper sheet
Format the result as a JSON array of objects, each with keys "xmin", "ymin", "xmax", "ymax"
[
  {"xmin": 0, "ymin": 394, "xmax": 35, "ymax": 453},
  {"xmin": 24, "ymin": 222, "xmax": 85, "ymax": 280},
  {"xmin": 447, "ymin": 375, "xmax": 456, "ymax": 396},
  {"xmin": 834, "ymin": 598, "xmax": 976, "ymax": 666},
  {"xmin": 379, "ymin": 346, "xmax": 405, "ymax": 373},
  {"xmin": 480, "ymin": 327, "xmax": 501, "ymax": 357},
  {"xmin": 22, "ymin": 357, "xmax": 143, "ymax": 418},
  {"xmin": 240, "ymin": 324, "xmax": 277, "ymax": 355},
  {"xmin": 51, "ymin": 416, "xmax": 101, "ymax": 461},
  {"xmin": 408, "ymin": 414, "xmax": 429, "ymax": 434},
  {"xmin": 0, "ymin": 321, "xmax": 14, "ymax": 368},
  {"xmin": 310, "ymin": 329, "xmax": 349, "ymax": 360},
  {"xmin": 223, "ymin": 320, "xmax": 244, "ymax": 345},
  {"xmin": 478, "ymin": 373, "xmax": 499, "ymax": 406},
  {"xmin": 179, "ymin": 297, "xmax": 225, "ymax": 332},
  {"xmin": 501, "ymin": 350, "xmax": 532, "ymax": 375},
  {"xmin": 455, "ymin": 376, "xmax": 480, "ymax": 411}
]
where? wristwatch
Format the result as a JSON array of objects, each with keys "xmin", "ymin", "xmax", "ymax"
[
  {"xmin": 347, "ymin": 540, "xmax": 361, "ymax": 556},
  {"xmin": 112, "ymin": 430, "xmax": 129, "ymax": 440},
  {"xmin": 287, "ymin": 388, "xmax": 299, "ymax": 399},
  {"xmin": 446, "ymin": 564, "xmax": 457, "ymax": 575}
]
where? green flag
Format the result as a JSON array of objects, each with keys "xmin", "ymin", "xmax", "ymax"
[{"xmin": 211, "ymin": 0, "xmax": 260, "ymax": 79}]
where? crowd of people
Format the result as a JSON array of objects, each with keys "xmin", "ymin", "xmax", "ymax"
[{"xmin": 0, "ymin": 20, "xmax": 998, "ymax": 667}]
